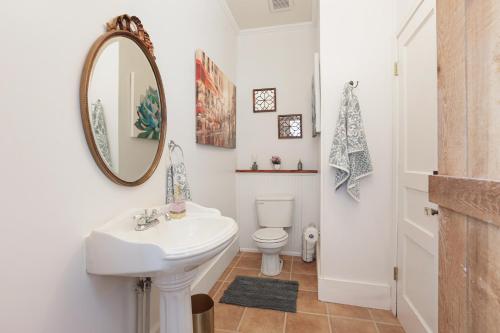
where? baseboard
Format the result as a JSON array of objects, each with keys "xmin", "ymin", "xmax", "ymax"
[
  {"xmin": 318, "ymin": 276, "xmax": 391, "ymax": 310},
  {"xmin": 239, "ymin": 247, "xmax": 301, "ymax": 257},
  {"xmin": 191, "ymin": 236, "xmax": 240, "ymax": 294}
]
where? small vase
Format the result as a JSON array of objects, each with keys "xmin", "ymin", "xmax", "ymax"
[{"xmin": 273, "ymin": 164, "xmax": 281, "ymax": 170}]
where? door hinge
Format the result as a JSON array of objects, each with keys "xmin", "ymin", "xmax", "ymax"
[
  {"xmin": 393, "ymin": 266, "xmax": 399, "ymax": 281},
  {"xmin": 393, "ymin": 62, "xmax": 399, "ymax": 76}
]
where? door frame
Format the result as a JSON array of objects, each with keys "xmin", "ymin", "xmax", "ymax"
[{"xmin": 391, "ymin": 0, "xmax": 431, "ymax": 316}]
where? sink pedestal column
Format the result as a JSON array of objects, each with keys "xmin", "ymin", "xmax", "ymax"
[{"xmin": 153, "ymin": 270, "xmax": 197, "ymax": 333}]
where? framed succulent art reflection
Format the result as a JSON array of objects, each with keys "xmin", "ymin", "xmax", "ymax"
[{"xmin": 131, "ymin": 80, "xmax": 162, "ymax": 140}]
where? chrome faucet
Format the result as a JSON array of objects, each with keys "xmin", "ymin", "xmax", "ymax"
[{"xmin": 134, "ymin": 209, "xmax": 168, "ymax": 231}]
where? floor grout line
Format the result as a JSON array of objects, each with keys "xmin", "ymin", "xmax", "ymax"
[
  {"xmin": 222, "ymin": 253, "xmax": 243, "ymax": 283},
  {"xmin": 215, "ymin": 253, "xmax": 403, "ymax": 332},
  {"xmin": 368, "ymin": 308, "xmax": 380, "ymax": 333},
  {"xmin": 373, "ymin": 321, "xmax": 403, "ymax": 326},
  {"xmin": 213, "ymin": 252, "xmax": 242, "ymax": 298},
  {"xmin": 236, "ymin": 307, "xmax": 247, "ymax": 332},
  {"xmin": 368, "ymin": 308, "xmax": 375, "ymax": 320},
  {"xmin": 295, "ymin": 310, "xmax": 329, "ymax": 317},
  {"xmin": 326, "ymin": 298, "xmax": 333, "ymax": 333}
]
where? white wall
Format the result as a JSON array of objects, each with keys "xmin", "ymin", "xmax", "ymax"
[
  {"xmin": 236, "ymin": 24, "xmax": 319, "ymax": 170},
  {"xmin": 236, "ymin": 174, "xmax": 320, "ymax": 255},
  {"xmin": 0, "ymin": 0, "xmax": 237, "ymax": 332},
  {"xmin": 319, "ymin": 0, "xmax": 395, "ymax": 309},
  {"xmin": 234, "ymin": 23, "xmax": 320, "ymax": 257},
  {"xmin": 396, "ymin": 0, "xmax": 420, "ymax": 30}
]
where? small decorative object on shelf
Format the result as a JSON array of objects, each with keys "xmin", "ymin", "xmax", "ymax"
[
  {"xmin": 271, "ymin": 156, "xmax": 282, "ymax": 170},
  {"xmin": 297, "ymin": 160, "xmax": 303, "ymax": 170},
  {"xmin": 252, "ymin": 161, "xmax": 258, "ymax": 170}
]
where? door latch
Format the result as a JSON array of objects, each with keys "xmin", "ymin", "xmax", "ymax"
[{"xmin": 424, "ymin": 207, "xmax": 439, "ymax": 216}]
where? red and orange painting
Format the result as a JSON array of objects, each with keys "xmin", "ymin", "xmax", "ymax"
[{"xmin": 195, "ymin": 50, "xmax": 236, "ymax": 148}]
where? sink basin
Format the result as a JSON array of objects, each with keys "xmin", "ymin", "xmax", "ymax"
[{"xmin": 85, "ymin": 201, "xmax": 238, "ymax": 333}]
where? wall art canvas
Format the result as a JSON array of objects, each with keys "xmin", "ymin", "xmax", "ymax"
[{"xmin": 195, "ymin": 49, "xmax": 236, "ymax": 148}]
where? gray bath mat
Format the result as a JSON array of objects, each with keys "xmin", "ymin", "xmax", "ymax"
[{"xmin": 219, "ymin": 276, "xmax": 299, "ymax": 312}]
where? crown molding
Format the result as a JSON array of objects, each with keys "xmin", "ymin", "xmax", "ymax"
[
  {"xmin": 217, "ymin": 0, "xmax": 240, "ymax": 33},
  {"xmin": 239, "ymin": 21, "xmax": 313, "ymax": 36}
]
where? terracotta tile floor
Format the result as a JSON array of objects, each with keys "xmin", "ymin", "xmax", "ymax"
[{"xmin": 211, "ymin": 251, "xmax": 406, "ymax": 333}]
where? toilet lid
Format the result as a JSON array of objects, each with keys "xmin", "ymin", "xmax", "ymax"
[{"xmin": 253, "ymin": 228, "xmax": 288, "ymax": 241}]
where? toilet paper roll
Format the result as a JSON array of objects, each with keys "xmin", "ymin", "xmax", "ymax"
[{"xmin": 304, "ymin": 226, "xmax": 319, "ymax": 243}]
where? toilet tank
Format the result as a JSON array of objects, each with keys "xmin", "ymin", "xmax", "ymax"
[{"xmin": 256, "ymin": 195, "xmax": 294, "ymax": 228}]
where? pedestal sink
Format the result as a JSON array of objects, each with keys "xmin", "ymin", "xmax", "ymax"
[{"xmin": 86, "ymin": 202, "xmax": 238, "ymax": 333}]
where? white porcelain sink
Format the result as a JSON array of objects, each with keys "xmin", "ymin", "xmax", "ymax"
[{"xmin": 86, "ymin": 201, "xmax": 238, "ymax": 333}]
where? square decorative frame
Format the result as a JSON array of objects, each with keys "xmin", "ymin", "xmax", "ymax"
[
  {"xmin": 278, "ymin": 114, "xmax": 303, "ymax": 139},
  {"xmin": 253, "ymin": 88, "xmax": 276, "ymax": 112}
]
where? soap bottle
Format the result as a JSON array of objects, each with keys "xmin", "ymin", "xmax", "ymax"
[
  {"xmin": 297, "ymin": 160, "xmax": 303, "ymax": 171},
  {"xmin": 169, "ymin": 185, "xmax": 186, "ymax": 219}
]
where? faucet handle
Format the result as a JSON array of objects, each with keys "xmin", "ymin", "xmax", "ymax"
[{"xmin": 133, "ymin": 214, "xmax": 146, "ymax": 225}]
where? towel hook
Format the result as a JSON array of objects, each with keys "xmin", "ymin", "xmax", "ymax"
[
  {"xmin": 168, "ymin": 140, "xmax": 184, "ymax": 158},
  {"xmin": 348, "ymin": 80, "xmax": 359, "ymax": 88}
]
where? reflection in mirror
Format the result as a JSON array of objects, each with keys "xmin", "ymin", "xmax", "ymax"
[{"xmin": 87, "ymin": 36, "xmax": 161, "ymax": 182}]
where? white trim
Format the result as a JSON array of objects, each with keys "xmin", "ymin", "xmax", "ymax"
[
  {"xmin": 191, "ymin": 236, "xmax": 240, "ymax": 294},
  {"xmin": 318, "ymin": 276, "xmax": 392, "ymax": 310},
  {"xmin": 311, "ymin": 0, "xmax": 319, "ymax": 28},
  {"xmin": 239, "ymin": 247, "xmax": 301, "ymax": 257},
  {"xmin": 316, "ymin": 239, "xmax": 321, "ymax": 275},
  {"xmin": 216, "ymin": 0, "xmax": 240, "ymax": 33},
  {"xmin": 391, "ymin": 0, "xmax": 401, "ymax": 317},
  {"xmin": 239, "ymin": 21, "xmax": 313, "ymax": 36},
  {"xmin": 396, "ymin": 0, "xmax": 425, "ymax": 37}
]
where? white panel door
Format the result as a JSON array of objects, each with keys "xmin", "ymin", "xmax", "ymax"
[{"xmin": 396, "ymin": 1, "xmax": 438, "ymax": 332}]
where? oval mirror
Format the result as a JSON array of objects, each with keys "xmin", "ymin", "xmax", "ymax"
[{"xmin": 80, "ymin": 15, "xmax": 166, "ymax": 186}]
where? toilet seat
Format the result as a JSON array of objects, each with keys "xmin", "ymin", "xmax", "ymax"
[{"xmin": 252, "ymin": 228, "xmax": 288, "ymax": 243}]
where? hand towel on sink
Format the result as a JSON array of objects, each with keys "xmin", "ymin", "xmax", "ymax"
[
  {"xmin": 166, "ymin": 141, "xmax": 192, "ymax": 204},
  {"xmin": 328, "ymin": 83, "xmax": 373, "ymax": 201}
]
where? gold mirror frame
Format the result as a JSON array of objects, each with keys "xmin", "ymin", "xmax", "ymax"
[{"xmin": 80, "ymin": 15, "xmax": 166, "ymax": 186}]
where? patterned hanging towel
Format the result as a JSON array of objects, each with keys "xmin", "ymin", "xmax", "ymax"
[
  {"xmin": 329, "ymin": 83, "xmax": 373, "ymax": 201},
  {"xmin": 166, "ymin": 141, "xmax": 192, "ymax": 204},
  {"xmin": 91, "ymin": 99, "xmax": 113, "ymax": 169}
]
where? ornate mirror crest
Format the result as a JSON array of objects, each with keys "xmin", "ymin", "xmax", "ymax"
[{"xmin": 106, "ymin": 15, "xmax": 155, "ymax": 58}]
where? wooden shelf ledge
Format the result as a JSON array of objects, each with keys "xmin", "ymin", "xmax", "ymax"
[{"xmin": 236, "ymin": 169, "xmax": 318, "ymax": 174}]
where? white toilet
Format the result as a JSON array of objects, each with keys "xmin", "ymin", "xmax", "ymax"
[{"xmin": 252, "ymin": 195, "xmax": 294, "ymax": 276}]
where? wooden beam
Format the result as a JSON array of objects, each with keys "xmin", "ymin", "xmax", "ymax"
[{"xmin": 429, "ymin": 175, "xmax": 500, "ymax": 227}]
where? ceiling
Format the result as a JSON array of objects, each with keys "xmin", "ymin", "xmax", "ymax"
[{"xmin": 225, "ymin": 0, "xmax": 313, "ymax": 30}]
